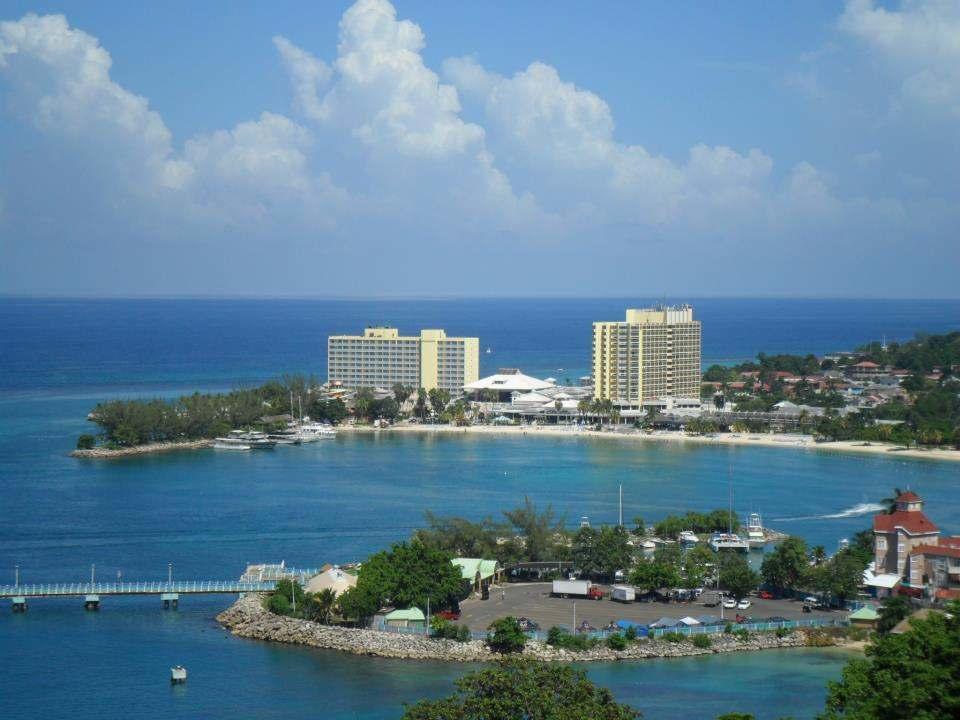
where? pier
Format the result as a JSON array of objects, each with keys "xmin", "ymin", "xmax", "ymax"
[{"xmin": 2, "ymin": 562, "xmax": 318, "ymax": 611}]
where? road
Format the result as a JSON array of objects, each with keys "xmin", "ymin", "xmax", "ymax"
[{"xmin": 459, "ymin": 582, "xmax": 838, "ymax": 632}]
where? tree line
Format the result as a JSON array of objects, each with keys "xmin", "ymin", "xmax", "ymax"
[{"xmin": 79, "ymin": 374, "xmax": 346, "ymax": 448}]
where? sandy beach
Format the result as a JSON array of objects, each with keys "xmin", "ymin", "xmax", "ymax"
[{"xmin": 348, "ymin": 423, "xmax": 960, "ymax": 464}]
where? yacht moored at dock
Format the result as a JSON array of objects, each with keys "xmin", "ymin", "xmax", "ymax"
[
  {"xmin": 709, "ymin": 532, "xmax": 750, "ymax": 552},
  {"xmin": 746, "ymin": 512, "xmax": 766, "ymax": 548},
  {"xmin": 679, "ymin": 530, "xmax": 699, "ymax": 545}
]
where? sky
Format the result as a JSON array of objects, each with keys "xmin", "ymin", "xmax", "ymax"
[{"xmin": 0, "ymin": 0, "xmax": 958, "ymax": 298}]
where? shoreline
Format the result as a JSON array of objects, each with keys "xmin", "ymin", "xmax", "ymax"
[
  {"xmin": 70, "ymin": 439, "xmax": 214, "ymax": 458},
  {"xmin": 351, "ymin": 423, "xmax": 960, "ymax": 463},
  {"xmin": 217, "ymin": 594, "xmax": 818, "ymax": 663},
  {"xmin": 70, "ymin": 424, "xmax": 960, "ymax": 464}
]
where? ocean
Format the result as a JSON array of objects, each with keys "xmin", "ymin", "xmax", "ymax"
[{"xmin": 1, "ymin": 297, "xmax": 958, "ymax": 719}]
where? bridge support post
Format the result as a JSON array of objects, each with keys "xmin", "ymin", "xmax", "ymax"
[
  {"xmin": 161, "ymin": 592, "xmax": 179, "ymax": 609},
  {"xmin": 84, "ymin": 594, "xmax": 100, "ymax": 611},
  {"xmin": 12, "ymin": 596, "xmax": 27, "ymax": 612}
]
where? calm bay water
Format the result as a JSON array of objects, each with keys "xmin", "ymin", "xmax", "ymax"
[{"xmin": 1, "ymin": 297, "xmax": 959, "ymax": 719}]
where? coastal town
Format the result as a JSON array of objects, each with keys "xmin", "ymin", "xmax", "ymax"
[{"xmin": 62, "ymin": 304, "xmax": 960, "ymax": 715}]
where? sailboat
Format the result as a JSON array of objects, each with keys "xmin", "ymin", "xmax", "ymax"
[{"xmin": 709, "ymin": 467, "xmax": 749, "ymax": 552}]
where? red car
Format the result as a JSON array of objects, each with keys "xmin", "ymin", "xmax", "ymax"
[
  {"xmin": 758, "ymin": 591, "xmax": 774, "ymax": 600},
  {"xmin": 435, "ymin": 610, "xmax": 461, "ymax": 621}
]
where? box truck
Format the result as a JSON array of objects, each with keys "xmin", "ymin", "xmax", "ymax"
[
  {"xmin": 611, "ymin": 585, "xmax": 636, "ymax": 603},
  {"xmin": 551, "ymin": 579, "xmax": 603, "ymax": 599}
]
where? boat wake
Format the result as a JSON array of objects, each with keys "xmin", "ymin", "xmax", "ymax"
[{"xmin": 772, "ymin": 502, "xmax": 884, "ymax": 522}]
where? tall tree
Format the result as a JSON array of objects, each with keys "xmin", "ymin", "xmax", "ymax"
[
  {"xmin": 401, "ymin": 659, "xmax": 641, "ymax": 720},
  {"xmin": 819, "ymin": 601, "xmax": 960, "ymax": 720}
]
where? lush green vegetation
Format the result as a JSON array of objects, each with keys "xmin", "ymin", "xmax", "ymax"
[
  {"xmin": 82, "ymin": 374, "xmax": 345, "ymax": 447},
  {"xmin": 760, "ymin": 530, "xmax": 872, "ymax": 603},
  {"xmin": 546, "ymin": 625, "xmax": 599, "ymax": 651},
  {"xmin": 819, "ymin": 601, "xmax": 960, "ymax": 720},
  {"xmin": 430, "ymin": 616, "xmax": 472, "ymax": 642},
  {"xmin": 400, "ymin": 659, "xmax": 640, "ymax": 719},
  {"xmin": 654, "ymin": 509, "xmax": 740, "ymax": 539},
  {"xmin": 265, "ymin": 579, "xmax": 337, "ymax": 624},
  {"xmin": 571, "ymin": 525, "xmax": 633, "ymax": 582},
  {"xmin": 717, "ymin": 554, "xmax": 759, "ymax": 601},
  {"xmin": 412, "ymin": 498, "xmax": 571, "ymax": 566},
  {"xmin": 336, "ymin": 541, "xmax": 465, "ymax": 622},
  {"xmin": 486, "ymin": 617, "xmax": 528, "ymax": 654}
]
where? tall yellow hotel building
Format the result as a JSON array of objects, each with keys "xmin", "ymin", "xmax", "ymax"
[
  {"xmin": 327, "ymin": 327, "xmax": 479, "ymax": 393},
  {"xmin": 592, "ymin": 305, "xmax": 702, "ymax": 408}
]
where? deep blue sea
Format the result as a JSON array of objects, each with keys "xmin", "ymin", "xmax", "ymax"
[{"xmin": 1, "ymin": 297, "xmax": 959, "ymax": 720}]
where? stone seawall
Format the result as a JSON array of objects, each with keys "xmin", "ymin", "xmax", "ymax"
[
  {"xmin": 217, "ymin": 594, "xmax": 808, "ymax": 663},
  {"xmin": 71, "ymin": 439, "xmax": 213, "ymax": 458}
]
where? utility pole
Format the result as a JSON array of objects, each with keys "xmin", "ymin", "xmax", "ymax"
[
  {"xmin": 619, "ymin": 484, "xmax": 623, "ymax": 527},
  {"xmin": 573, "ymin": 601, "xmax": 576, "ymax": 633}
]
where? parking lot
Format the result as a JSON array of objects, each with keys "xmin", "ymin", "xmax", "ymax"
[{"xmin": 459, "ymin": 582, "xmax": 838, "ymax": 632}]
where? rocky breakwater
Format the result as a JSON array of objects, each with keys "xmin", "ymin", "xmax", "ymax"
[
  {"xmin": 71, "ymin": 439, "xmax": 213, "ymax": 458},
  {"xmin": 217, "ymin": 594, "xmax": 807, "ymax": 663}
]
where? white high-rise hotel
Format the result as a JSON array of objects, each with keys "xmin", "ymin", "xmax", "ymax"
[
  {"xmin": 592, "ymin": 305, "xmax": 702, "ymax": 407},
  {"xmin": 327, "ymin": 327, "xmax": 479, "ymax": 393}
]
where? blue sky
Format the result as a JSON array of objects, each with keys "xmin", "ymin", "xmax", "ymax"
[{"xmin": 1, "ymin": 1, "xmax": 958, "ymax": 297}]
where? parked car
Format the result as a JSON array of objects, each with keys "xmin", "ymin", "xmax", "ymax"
[
  {"xmin": 435, "ymin": 610, "xmax": 460, "ymax": 621},
  {"xmin": 737, "ymin": 599, "xmax": 752, "ymax": 610},
  {"xmin": 766, "ymin": 616, "xmax": 789, "ymax": 623},
  {"xmin": 723, "ymin": 598, "xmax": 737, "ymax": 609},
  {"xmin": 758, "ymin": 590, "xmax": 775, "ymax": 600},
  {"xmin": 517, "ymin": 617, "xmax": 540, "ymax": 632}
]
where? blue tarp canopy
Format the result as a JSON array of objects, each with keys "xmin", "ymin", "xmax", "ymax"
[{"xmin": 616, "ymin": 620, "xmax": 649, "ymax": 635}]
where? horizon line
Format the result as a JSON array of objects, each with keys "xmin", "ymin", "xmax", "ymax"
[{"xmin": 2, "ymin": 293, "xmax": 960, "ymax": 302}]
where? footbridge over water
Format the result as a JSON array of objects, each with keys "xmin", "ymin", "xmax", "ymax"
[{"xmin": 2, "ymin": 562, "xmax": 320, "ymax": 611}]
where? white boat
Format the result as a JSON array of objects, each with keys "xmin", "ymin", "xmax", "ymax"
[
  {"xmin": 709, "ymin": 532, "xmax": 750, "ymax": 552},
  {"xmin": 300, "ymin": 422, "xmax": 337, "ymax": 439},
  {"xmin": 746, "ymin": 512, "xmax": 765, "ymax": 548},
  {"xmin": 227, "ymin": 430, "xmax": 276, "ymax": 449},
  {"xmin": 679, "ymin": 530, "xmax": 699, "ymax": 545},
  {"xmin": 641, "ymin": 539, "xmax": 656, "ymax": 551},
  {"xmin": 214, "ymin": 437, "xmax": 251, "ymax": 450}
]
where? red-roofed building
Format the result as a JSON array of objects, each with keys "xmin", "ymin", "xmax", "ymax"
[
  {"xmin": 908, "ymin": 542, "xmax": 960, "ymax": 597},
  {"xmin": 873, "ymin": 493, "xmax": 940, "ymax": 585},
  {"xmin": 873, "ymin": 492, "xmax": 960, "ymax": 601}
]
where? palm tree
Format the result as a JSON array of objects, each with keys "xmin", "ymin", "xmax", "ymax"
[
  {"xmin": 881, "ymin": 487, "xmax": 905, "ymax": 515},
  {"xmin": 811, "ymin": 545, "xmax": 827, "ymax": 566},
  {"xmin": 313, "ymin": 588, "xmax": 337, "ymax": 624}
]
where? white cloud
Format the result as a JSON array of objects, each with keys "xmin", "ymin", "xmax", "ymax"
[
  {"xmin": 291, "ymin": 0, "xmax": 485, "ymax": 158},
  {"xmin": 274, "ymin": 36, "xmax": 331, "ymax": 120},
  {"xmin": 839, "ymin": 0, "xmax": 960, "ymax": 116},
  {"xmin": 443, "ymin": 56, "xmax": 775, "ymax": 229},
  {"xmin": 0, "ymin": 13, "xmax": 193, "ymax": 190},
  {"xmin": 0, "ymin": 0, "xmax": 954, "ymax": 296}
]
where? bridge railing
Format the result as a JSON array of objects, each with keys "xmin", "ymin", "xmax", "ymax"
[{"xmin": 0, "ymin": 581, "xmax": 275, "ymax": 598}]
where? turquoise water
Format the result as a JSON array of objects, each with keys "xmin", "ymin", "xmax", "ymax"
[{"xmin": 2, "ymin": 297, "xmax": 959, "ymax": 719}]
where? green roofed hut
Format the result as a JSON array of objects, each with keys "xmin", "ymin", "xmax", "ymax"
[
  {"xmin": 848, "ymin": 605, "xmax": 879, "ymax": 629},
  {"xmin": 382, "ymin": 607, "xmax": 426, "ymax": 629},
  {"xmin": 453, "ymin": 558, "xmax": 503, "ymax": 595}
]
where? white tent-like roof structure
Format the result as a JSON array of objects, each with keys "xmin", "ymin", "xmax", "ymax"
[
  {"xmin": 305, "ymin": 567, "xmax": 358, "ymax": 597},
  {"xmin": 465, "ymin": 372, "xmax": 554, "ymax": 393}
]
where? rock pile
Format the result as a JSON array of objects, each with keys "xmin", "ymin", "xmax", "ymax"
[{"xmin": 217, "ymin": 594, "xmax": 807, "ymax": 663}]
